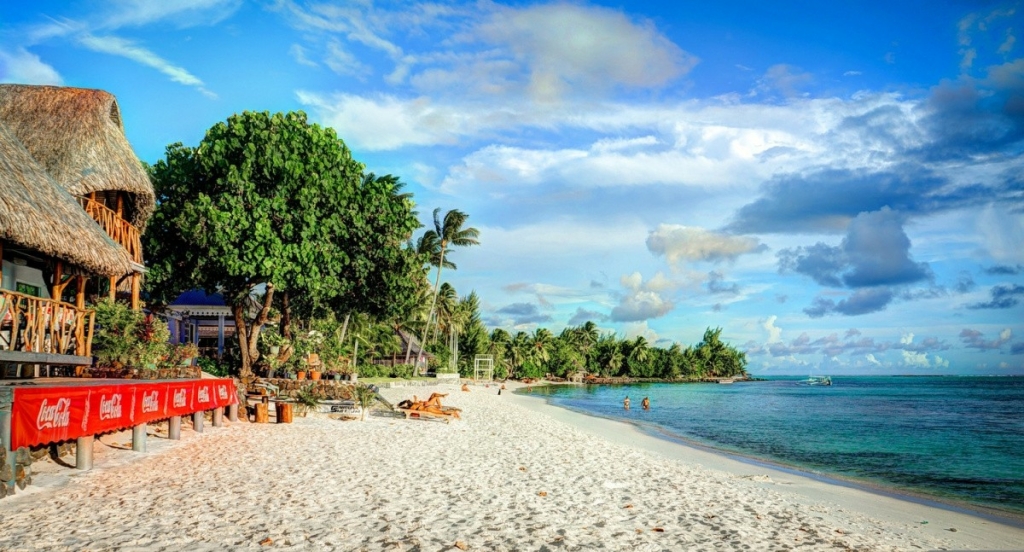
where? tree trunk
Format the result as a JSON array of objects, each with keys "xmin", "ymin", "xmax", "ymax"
[
  {"xmin": 233, "ymin": 283, "xmax": 275, "ymax": 378},
  {"xmin": 233, "ymin": 303, "xmax": 251, "ymax": 377},
  {"xmin": 281, "ymin": 291, "xmax": 291, "ymax": 340},
  {"xmin": 418, "ymin": 245, "xmax": 446, "ymax": 367},
  {"xmin": 339, "ymin": 313, "xmax": 350, "ymax": 347}
]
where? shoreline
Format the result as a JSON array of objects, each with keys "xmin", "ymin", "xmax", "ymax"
[
  {"xmin": 523, "ymin": 389, "xmax": 1024, "ymax": 528},
  {"xmin": 506, "ymin": 382, "xmax": 1024, "ymax": 549},
  {"xmin": 1, "ymin": 381, "xmax": 1022, "ymax": 550}
]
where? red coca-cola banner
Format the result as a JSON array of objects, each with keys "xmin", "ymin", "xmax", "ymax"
[{"xmin": 11, "ymin": 379, "xmax": 237, "ymax": 449}]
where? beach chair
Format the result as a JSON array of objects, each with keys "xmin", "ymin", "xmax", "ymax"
[{"xmin": 396, "ymin": 406, "xmax": 460, "ymax": 424}]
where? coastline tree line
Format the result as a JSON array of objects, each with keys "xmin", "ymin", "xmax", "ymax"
[{"xmin": 140, "ymin": 110, "xmax": 746, "ymax": 381}]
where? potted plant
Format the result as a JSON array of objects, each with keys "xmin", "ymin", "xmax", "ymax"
[
  {"xmin": 92, "ymin": 299, "xmax": 169, "ymax": 378},
  {"xmin": 307, "ymin": 353, "xmax": 322, "ymax": 380}
]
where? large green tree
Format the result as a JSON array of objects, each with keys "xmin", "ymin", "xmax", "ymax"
[{"xmin": 145, "ymin": 111, "xmax": 421, "ymax": 377}]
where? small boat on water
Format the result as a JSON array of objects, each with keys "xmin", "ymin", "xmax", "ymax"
[
  {"xmin": 798, "ymin": 376, "xmax": 832, "ymax": 386},
  {"xmin": 718, "ymin": 378, "xmax": 735, "ymax": 384}
]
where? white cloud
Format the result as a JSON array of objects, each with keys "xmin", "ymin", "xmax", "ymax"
[
  {"xmin": 474, "ymin": 3, "xmax": 696, "ymax": 101},
  {"xmin": 100, "ymin": 0, "xmax": 242, "ymax": 29},
  {"xmin": 762, "ymin": 315, "xmax": 782, "ymax": 344},
  {"xmin": 902, "ymin": 350, "xmax": 930, "ymax": 367},
  {"xmin": 325, "ymin": 39, "xmax": 368, "ymax": 77},
  {"xmin": 756, "ymin": 64, "xmax": 813, "ymax": 97},
  {"xmin": 290, "ymin": 44, "xmax": 318, "ymax": 68},
  {"xmin": 900, "ymin": 332, "xmax": 914, "ymax": 345},
  {"xmin": 978, "ymin": 204, "xmax": 1024, "ymax": 263},
  {"xmin": 0, "ymin": 47, "xmax": 62, "ymax": 85},
  {"xmin": 297, "ymin": 91, "xmax": 461, "ymax": 150},
  {"xmin": 78, "ymin": 34, "xmax": 215, "ymax": 97},
  {"xmin": 866, "ymin": 353, "xmax": 881, "ymax": 366},
  {"xmin": 621, "ymin": 321, "xmax": 660, "ymax": 342},
  {"xmin": 646, "ymin": 225, "xmax": 764, "ymax": 266}
]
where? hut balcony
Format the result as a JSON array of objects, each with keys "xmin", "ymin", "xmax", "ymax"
[
  {"xmin": 0, "ymin": 288, "xmax": 95, "ymax": 367},
  {"xmin": 78, "ymin": 194, "xmax": 143, "ymax": 264}
]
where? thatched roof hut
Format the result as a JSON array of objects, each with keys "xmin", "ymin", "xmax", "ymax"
[
  {"xmin": 0, "ymin": 84, "xmax": 154, "ymax": 228},
  {"xmin": 0, "ymin": 121, "xmax": 135, "ymax": 276}
]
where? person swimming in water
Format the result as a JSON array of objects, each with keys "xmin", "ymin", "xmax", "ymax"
[
  {"xmin": 623, "ymin": 396, "xmax": 630, "ymax": 410},
  {"xmin": 641, "ymin": 397, "xmax": 650, "ymax": 410}
]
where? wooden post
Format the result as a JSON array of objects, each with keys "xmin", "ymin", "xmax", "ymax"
[
  {"xmin": 130, "ymin": 273, "xmax": 140, "ymax": 311},
  {"xmin": 254, "ymin": 403, "xmax": 269, "ymax": 423},
  {"xmin": 76, "ymin": 435, "xmax": 93, "ymax": 470},
  {"xmin": 0, "ymin": 240, "xmax": 4, "ymax": 289},
  {"xmin": 168, "ymin": 416, "xmax": 181, "ymax": 440},
  {"xmin": 75, "ymin": 275, "xmax": 85, "ymax": 309},
  {"xmin": 50, "ymin": 261, "xmax": 63, "ymax": 302},
  {"xmin": 132, "ymin": 423, "xmax": 147, "ymax": 452},
  {"xmin": 212, "ymin": 407, "xmax": 223, "ymax": 427},
  {"xmin": 276, "ymin": 402, "xmax": 293, "ymax": 424},
  {"xmin": 228, "ymin": 403, "xmax": 238, "ymax": 422},
  {"xmin": 192, "ymin": 410, "xmax": 204, "ymax": 433},
  {"xmin": 108, "ymin": 276, "xmax": 116, "ymax": 301}
]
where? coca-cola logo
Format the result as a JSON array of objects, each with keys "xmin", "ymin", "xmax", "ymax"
[
  {"xmin": 37, "ymin": 398, "xmax": 71, "ymax": 430},
  {"xmin": 218, "ymin": 385, "xmax": 228, "ymax": 400},
  {"xmin": 173, "ymin": 389, "xmax": 187, "ymax": 408},
  {"xmin": 197, "ymin": 387, "xmax": 210, "ymax": 403},
  {"xmin": 141, "ymin": 391, "xmax": 160, "ymax": 413},
  {"xmin": 99, "ymin": 394, "xmax": 123, "ymax": 420}
]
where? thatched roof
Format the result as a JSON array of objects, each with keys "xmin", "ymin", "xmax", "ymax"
[
  {"xmin": 0, "ymin": 85, "xmax": 154, "ymax": 227},
  {"xmin": 0, "ymin": 121, "xmax": 135, "ymax": 276}
]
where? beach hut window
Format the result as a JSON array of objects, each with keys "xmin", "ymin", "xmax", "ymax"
[{"xmin": 15, "ymin": 282, "xmax": 39, "ymax": 297}]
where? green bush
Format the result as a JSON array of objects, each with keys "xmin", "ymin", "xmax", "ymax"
[
  {"xmin": 196, "ymin": 356, "xmax": 231, "ymax": 377},
  {"xmin": 390, "ymin": 363, "xmax": 415, "ymax": 379},
  {"xmin": 93, "ymin": 299, "xmax": 170, "ymax": 369}
]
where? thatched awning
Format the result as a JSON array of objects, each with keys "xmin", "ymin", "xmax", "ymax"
[
  {"xmin": 0, "ymin": 85, "xmax": 154, "ymax": 228},
  {"xmin": 0, "ymin": 121, "xmax": 135, "ymax": 276}
]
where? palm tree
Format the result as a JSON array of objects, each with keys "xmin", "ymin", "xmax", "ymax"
[
  {"xmin": 418, "ymin": 208, "xmax": 480, "ymax": 359},
  {"xmin": 509, "ymin": 331, "xmax": 530, "ymax": 379},
  {"xmin": 432, "ymin": 282, "xmax": 459, "ymax": 343},
  {"xmin": 529, "ymin": 328, "xmax": 553, "ymax": 369}
]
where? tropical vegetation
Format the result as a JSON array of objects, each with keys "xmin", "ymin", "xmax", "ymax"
[{"xmin": 140, "ymin": 110, "xmax": 747, "ymax": 383}]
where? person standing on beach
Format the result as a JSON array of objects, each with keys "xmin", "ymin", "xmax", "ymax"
[
  {"xmin": 641, "ymin": 397, "xmax": 650, "ymax": 410},
  {"xmin": 623, "ymin": 396, "xmax": 630, "ymax": 410}
]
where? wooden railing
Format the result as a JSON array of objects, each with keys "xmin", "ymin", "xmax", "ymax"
[
  {"xmin": 78, "ymin": 196, "xmax": 143, "ymax": 263},
  {"xmin": 0, "ymin": 290, "xmax": 95, "ymax": 357}
]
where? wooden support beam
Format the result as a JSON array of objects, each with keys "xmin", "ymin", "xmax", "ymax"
[
  {"xmin": 0, "ymin": 240, "xmax": 4, "ymax": 289},
  {"xmin": 108, "ymin": 276, "xmax": 116, "ymax": 301},
  {"xmin": 75, "ymin": 275, "xmax": 85, "ymax": 310},
  {"xmin": 130, "ymin": 273, "xmax": 140, "ymax": 311},
  {"xmin": 50, "ymin": 261, "xmax": 63, "ymax": 302}
]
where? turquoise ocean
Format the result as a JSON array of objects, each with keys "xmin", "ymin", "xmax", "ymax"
[{"xmin": 524, "ymin": 376, "xmax": 1024, "ymax": 518}]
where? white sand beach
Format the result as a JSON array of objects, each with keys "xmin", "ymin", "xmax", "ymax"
[{"xmin": 0, "ymin": 381, "xmax": 1022, "ymax": 551}]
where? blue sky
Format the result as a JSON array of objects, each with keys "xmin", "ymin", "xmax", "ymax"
[{"xmin": 2, "ymin": 0, "xmax": 1022, "ymax": 374}]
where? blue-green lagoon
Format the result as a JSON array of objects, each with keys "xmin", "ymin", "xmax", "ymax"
[{"xmin": 524, "ymin": 376, "xmax": 1024, "ymax": 518}]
